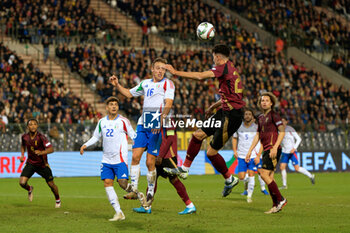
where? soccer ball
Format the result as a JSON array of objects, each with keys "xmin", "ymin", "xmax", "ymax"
[{"xmin": 196, "ymin": 22, "xmax": 215, "ymax": 40}]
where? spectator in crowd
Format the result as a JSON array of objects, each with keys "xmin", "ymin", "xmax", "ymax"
[
  {"xmin": 42, "ymin": 35, "xmax": 50, "ymax": 63},
  {"xmin": 1, "ymin": 0, "xmax": 128, "ymax": 45},
  {"xmin": 216, "ymin": 0, "xmax": 350, "ymax": 77},
  {"xmin": 0, "ymin": 42, "xmax": 101, "ymax": 126},
  {"xmin": 55, "ymin": 41, "xmax": 350, "ymax": 133},
  {"xmin": 0, "ymin": 109, "xmax": 8, "ymax": 133}
]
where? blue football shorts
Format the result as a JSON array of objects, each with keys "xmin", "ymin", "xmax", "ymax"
[
  {"xmin": 280, "ymin": 152, "xmax": 299, "ymax": 166},
  {"xmin": 237, "ymin": 157, "xmax": 261, "ymax": 173},
  {"xmin": 132, "ymin": 124, "xmax": 162, "ymax": 156},
  {"xmin": 100, "ymin": 162, "xmax": 129, "ymax": 180}
]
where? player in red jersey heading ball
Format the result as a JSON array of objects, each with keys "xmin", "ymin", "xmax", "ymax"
[
  {"xmin": 19, "ymin": 119, "xmax": 61, "ymax": 208},
  {"xmin": 162, "ymin": 44, "xmax": 244, "ymax": 197}
]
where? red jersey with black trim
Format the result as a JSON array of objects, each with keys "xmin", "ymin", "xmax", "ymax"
[
  {"xmin": 257, "ymin": 110, "xmax": 283, "ymax": 151},
  {"xmin": 21, "ymin": 132, "xmax": 52, "ymax": 168},
  {"xmin": 211, "ymin": 60, "xmax": 245, "ymax": 111}
]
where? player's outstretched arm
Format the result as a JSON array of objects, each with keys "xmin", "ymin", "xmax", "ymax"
[
  {"xmin": 81, "ymin": 121, "xmax": 102, "ymax": 155},
  {"xmin": 163, "ymin": 64, "xmax": 215, "ymax": 80},
  {"xmin": 109, "ymin": 75, "xmax": 133, "ymax": 98}
]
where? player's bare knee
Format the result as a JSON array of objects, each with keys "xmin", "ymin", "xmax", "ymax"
[
  {"xmin": 146, "ymin": 162, "xmax": 155, "ymax": 171},
  {"xmin": 248, "ymin": 171, "xmax": 255, "ymax": 177},
  {"xmin": 118, "ymin": 179, "xmax": 128, "ymax": 190},
  {"xmin": 47, "ymin": 181, "xmax": 55, "ymax": 188},
  {"xmin": 206, "ymin": 146, "xmax": 218, "ymax": 157},
  {"xmin": 131, "ymin": 148, "xmax": 144, "ymax": 165},
  {"xmin": 280, "ymin": 163, "xmax": 286, "ymax": 170},
  {"xmin": 19, "ymin": 180, "xmax": 26, "ymax": 187},
  {"xmin": 193, "ymin": 130, "xmax": 206, "ymax": 141},
  {"xmin": 131, "ymin": 155, "xmax": 141, "ymax": 164},
  {"xmin": 146, "ymin": 155, "xmax": 156, "ymax": 170},
  {"xmin": 103, "ymin": 179, "xmax": 114, "ymax": 187}
]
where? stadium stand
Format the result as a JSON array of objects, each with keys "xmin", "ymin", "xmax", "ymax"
[
  {"xmin": 328, "ymin": 0, "xmax": 349, "ymax": 19},
  {"xmin": 108, "ymin": 0, "xmax": 246, "ymax": 46},
  {"xmin": 55, "ymin": 42, "xmax": 350, "ymax": 138},
  {"xmin": 0, "ymin": 0, "xmax": 128, "ymax": 45},
  {"xmin": 216, "ymin": 0, "xmax": 350, "ymax": 78},
  {"xmin": 0, "ymin": 42, "xmax": 101, "ymax": 151}
]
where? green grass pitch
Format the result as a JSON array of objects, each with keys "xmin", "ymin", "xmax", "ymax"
[{"xmin": 1, "ymin": 173, "xmax": 350, "ymax": 233}]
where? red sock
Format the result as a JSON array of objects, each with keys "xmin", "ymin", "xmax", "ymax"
[
  {"xmin": 267, "ymin": 180, "xmax": 283, "ymax": 206},
  {"xmin": 26, "ymin": 185, "xmax": 31, "ymax": 191},
  {"xmin": 183, "ymin": 136, "xmax": 203, "ymax": 167},
  {"xmin": 172, "ymin": 178, "xmax": 191, "ymax": 205},
  {"xmin": 267, "ymin": 184, "xmax": 278, "ymax": 206},
  {"xmin": 208, "ymin": 153, "xmax": 231, "ymax": 179}
]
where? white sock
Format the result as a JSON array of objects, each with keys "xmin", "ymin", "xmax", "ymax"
[
  {"xmin": 186, "ymin": 202, "xmax": 194, "ymax": 208},
  {"xmin": 225, "ymin": 175, "xmax": 233, "ymax": 183},
  {"xmin": 281, "ymin": 169, "xmax": 287, "ymax": 186},
  {"xmin": 147, "ymin": 169, "xmax": 157, "ymax": 196},
  {"xmin": 181, "ymin": 165, "xmax": 190, "ymax": 172},
  {"xmin": 258, "ymin": 175, "xmax": 266, "ymax": 191},
  {"xmin": 247, "ymin": 176, "xmax": 255, "ymax": 198},
  {"xmin": 298, "ymin": 167, "xmax": 312, "ymax": 178},
  {"xmin": 130, "ymin": 164, "xmax": 140, "ymax": 191},
  {"xmin": 105, "ymin": 186, "xmax": 121, "ymax": 213},
  {"xmin": 244, "ymin": 174, "xmax": 249, "ymax": 190}
]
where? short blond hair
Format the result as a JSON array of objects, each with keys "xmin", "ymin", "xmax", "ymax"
[
  {"xmin": 258, "ymin": 92, "xmax": 278, "ymax": 109},
  {"xmin": 152, "ymin": 57, "xmax": 167, "ymax": 67}
]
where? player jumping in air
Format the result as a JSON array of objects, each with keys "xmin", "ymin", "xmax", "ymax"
[
  {"xmin": 280, "ymin": 116, "xmax": 315, "ymax": 189},
  {"xmin": 109, "ymin": 58, "xmax": 175, "ymax": 210},
  {"xmin": 162, "ymin": 44, "xmax": 243, "ymax": 197},
  {"xmin": 246, "ymin": 92, "xmax": 287, "ymax": 214},
  {"xmin": 80, "ymin": 97, "xmax": 136, "ymax": 221},
  {"xmin": 232, "ymin": 109, "xmax": 269, "ymax": 203},
  {"xmin": 133, "ymin": 118, "xmax": 196, "ymax": 214},
  {"xmin": 19, "ymin": 119, "xmax": 61, "ymax": 208}
]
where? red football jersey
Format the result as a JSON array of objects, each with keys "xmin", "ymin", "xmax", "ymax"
[
  {"xmin": 211, "ymin": 61, "xmax": 246, "ymax": 111},
  {"xmin": 257, "ymin": 110, "xmax": 283, "ymax": 151},
  {"xmin": 21, "ymin": 132, "xmax": 52, "ymax": 168}
]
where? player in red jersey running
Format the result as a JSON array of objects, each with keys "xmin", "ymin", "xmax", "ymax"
[
  {"xmin": 19, "ymin": 119, "xmax": 61, "ymax": 208},
  {"xmin": 246, "ymin": 92, "xmax": 287, "ymax": 214},
  {"xmin": 162, "ymin": 44, "xmax": 244, "ymax": 197}
]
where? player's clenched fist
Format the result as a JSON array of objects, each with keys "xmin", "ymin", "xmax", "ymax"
[
  {"xmin": 162, "ymin": 64, "xmax": 176, "ymax": 74},
  {"xmin": 80, "ymin": 145, "xmax": 87, "ymax": 155},
  {"xmin": 19, "ymin": 155, "xmax": 25, "ymax": 163},
  {"xmin": 109, "ymin": 75, "xmax": 119, "ymax": 86}
]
